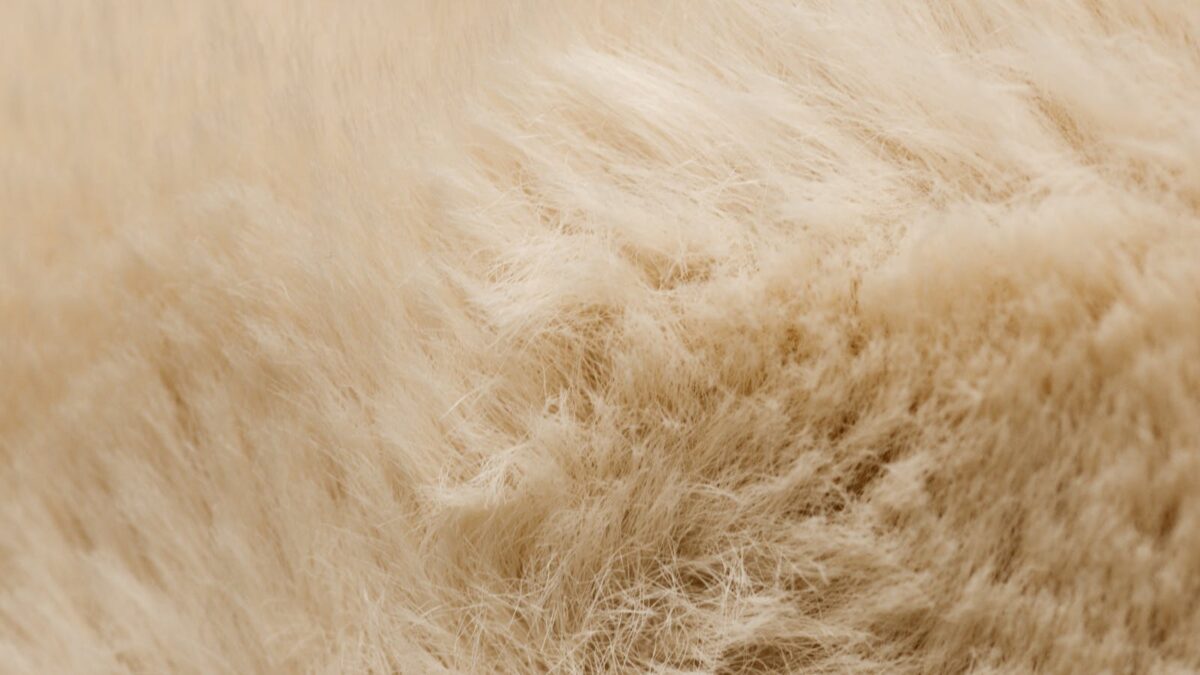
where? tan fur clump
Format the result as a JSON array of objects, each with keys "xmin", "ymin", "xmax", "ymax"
[{"xmin": 3, "ymin": 1, "xmax": 1200, "ymax": 672}]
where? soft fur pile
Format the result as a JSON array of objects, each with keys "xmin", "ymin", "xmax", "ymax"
[{"xmin": 4, "ymin": 1, "xmax": 1200, "ymax": 672}]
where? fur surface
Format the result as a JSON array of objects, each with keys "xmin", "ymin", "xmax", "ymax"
[{"xmin": 4, "ymin": 1, "xmax": 1200, "ymax": 672}]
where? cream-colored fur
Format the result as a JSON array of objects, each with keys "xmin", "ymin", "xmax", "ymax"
[{"xmin": 4, "ymin": 1, "xmax": 1200, "ymax": 672}]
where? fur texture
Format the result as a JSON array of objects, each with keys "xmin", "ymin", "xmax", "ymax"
[{"xmin": 4, "ymin": 1, "xmax": 1200, "ymax": 672}]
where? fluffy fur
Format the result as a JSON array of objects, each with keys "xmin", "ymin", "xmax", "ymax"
[{"xmin": 4, "ymin": 1, "xmax": 1200, "ymax": 672}]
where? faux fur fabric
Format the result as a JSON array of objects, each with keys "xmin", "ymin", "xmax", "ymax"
[{"xmin": 4, "ymin": 1, "xmax": 1200, "ymax": 673}]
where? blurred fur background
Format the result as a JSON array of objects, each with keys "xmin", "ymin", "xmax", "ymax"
[{"xmin": 3, "ymin": 1, "xmax": 1200, "ymax": 672}]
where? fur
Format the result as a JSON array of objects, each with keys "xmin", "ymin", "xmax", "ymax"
[{"xmin": 3, "ymin": 1, "xmax": 1200, "ymax": 672}]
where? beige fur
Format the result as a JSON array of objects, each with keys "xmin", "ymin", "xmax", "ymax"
[{"xmin": 4, "ymin": 1, "xmax": 1200, "ymax": 672}]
